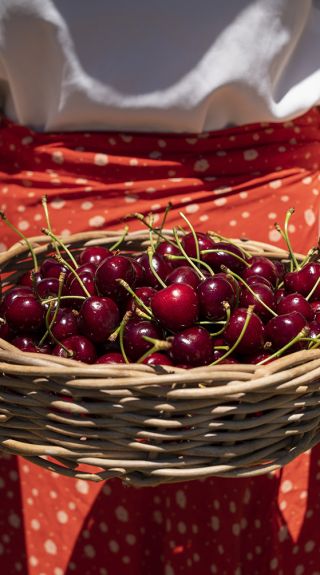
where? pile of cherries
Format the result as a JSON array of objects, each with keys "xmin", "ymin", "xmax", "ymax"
[{"xmin": 0, "ymin": 208, "xmax": 320, "ymax": 368}]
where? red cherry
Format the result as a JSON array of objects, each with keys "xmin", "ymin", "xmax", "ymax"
[
  {"xmin": 142, "ymin": 352, "xmax": 173, "ymax": 366},
  {"xmin": 52, "ymin": 335, "xmax": 97, "ymax": 363},
  {"xmin": 166, "ymin": 266, "xmax": 202, "ymax": 290},
  {"xmin": 95, "ymin": 352, "xmax": 125, "ymax": 364},
  {"xmin": 277, "ymin": 293, "xmax": 314, "ymax": 321},
  {"xmin": 123, "ymin": 319, "xmax": 163, "ymax": 361},
  {"xmin": 4, "ymin": 293, "xmax": 44, "ymax": 333},
  {"xmin": 243, "ymin": 256, "xmax": 278, "ymax": 287},
  {"xmin": 284, "ymin": 263, "xmax": 320, "ymax": 300},
  {"xmin": 136, "ymin": 252, "xmax": 171, "ymax": 289},
  {"xmin": 151, "ymin": 283, "xmax": 199, "ymax": 332},
  {"xmin": 79, "ymin": 246, "xmax": 112, "ymax": 267},
  {"xmin": 224, "ymin": 308, "xmax": 265, "ymax": 356},
  {"xmin": 79, "ymin": 296, "xmax": 119, "ymax": 343},
  {"xmin": 198, "ymin": 276, "xmax": 236, "ymax": 321},
  {"xmin": 170, "ymin": 326, "xmax": 213, "ymax": 366},
  {"xmin": 95, "ymin": 255, "xmax": 136, "ymax": 300},
  {"xmin": 265, "ymin": 311, "xmax": 307, "ymax": 350}
]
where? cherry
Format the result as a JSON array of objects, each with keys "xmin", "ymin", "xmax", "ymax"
[
  {"xmin": 246, "ymin": 275, "xmax": 273, "ymax": 289},
  {"xmin": 52, "ymin": 335, "xmax": 97, "ymax": 363},
  {"xmin": 79, "ymin": 246, "xmax": 112, "ymax": 267},
  {"xmin": 243, "ymin": 352, "xmax": 272, "ymax": 364},
  {"xmin": 79, "ymin": 296, "xmax": 119, "ymax": 343},
  {"xmin": 166, "ymin": 266, "xmax": 201, "ymax": 290},
  {"xmin": 151, "ymin": 283, "xmax": 199, "ymax": 332},
  {"xmin": 123, "ymin": 319, "xmax": 163, "ymax": 361},
  {"xmin": 202, "ymin": 241, "xmax": 247, "ymax": 274},
  {"xmin": 170, "ymin": 326, "xmax": 213, "ymax": 366},
  {"xmin": 181, "ymin": 232, "xmax": 215, "ymax": 259},
  {"xmin": 198, "ymin": 275, "xmax": 236, "ymax": 321},
  {"xmin": 36, "ymin": 277, "xmax": 66, "ymax": 299},
  {"xmin": 265, "ymin": 311, "xmax": 307, "ymax": 350},
  {"xmin": 0, "ymin": 319, "xmax": 11, "ymax": 341},
  {"xmin": 155, "ymin": 241, "xmax": 181, "ymax": 268},
  {"xmin": 19, "ymin": 270, "xmax": 42, "ymax": 288},
  {"xmin": 126, "ymin": 286, "xmax": 156, "ymax": 316},
  {"xmin": 311, "ymin": 301, "xmax": 320, "ymax": 324},
  {"xmin": 284, "ymin": 262, "xmax": 320, "ymax": 300},
  {"xmin": 41, "ymin": 260, "xmax": 68, "ymax": 280},
  {"xmin": 95, "ymin": 255, "xmax": 136, "ymax": 300},
  {"xmin": 224, "ymin": 308, "xmax": 265, "ymax": 356},
  {"xmin": 274, "ymin": 287, "xmax": 286, "ymax": 306},
  {"xmin": 239, "ymin": 282, "xmax": 275, "ymax": 321},
  {"xmin": 49, "ymin": 308, "xmax": 79, "ymax": 341},
  {"xmin": 136, "ymin": 252, "xmax": 170, "ymax": 289},
  {"xmin": 128, "ymin": 258, "xmax": 145, "ymax": 286},
  {"xmin": 277, "ymin": 293, "xmax": 314, "ymax": 321},
  {"xmin": 11, "ymin": 335, "xmax": 38, "ymax": 353},
  {"xmin": 95, "ymin": 352, "xmax": 125, "ymax": 364},
  {"xmin": 4, "ymin": 293, "xmax": 44, "ymax": 333},
  {"xmin": 67, "ymin": 271, "xmax": 96, "ymax": 306},
  {"xmin": 308, "ymin": 321, "xmax": 320, "ymax": 339},
  {"xmin": 243, "ymin": 256, "xmax": 278, "ymax": 287},
  {"xmin": 142, "ymin": 352, "xmax": 173, "ymax": 366}
]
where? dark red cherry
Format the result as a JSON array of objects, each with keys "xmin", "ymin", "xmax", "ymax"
[
  {"xmin": 166, "ymin": 266, "xmax": 202, "ymax": 290},
  {"xmin": 198, "ymin": 276, "xmax": 236, "ymax": 321},
  {"xmin": 136, "ymin": 253, "xmax": 171, "ymax": 289},
  {"xmin": 36, "ymin": 277, "xmax": 66, "ymax": 299},
  {"xmin": 79, "ymin": 296, "xmax": 119, "ymax": 343},
  {"xmin": 142, "ymin": 352, "xmax": 173, "ymax": 366},
  {"xmin": 49, "ymin": 308, "xmax": 79, "ymax": 341},
  {"xmin": 243, "ymin": 256, "xmax": 278, "ymax": 287},
  {"xmin": 239, "ymin": 282, "xmax": 275, "ymax": 321},
  {"xmin": 95, "ymin": 255, "xmax": 136, "ymax": 300},
  {"xmin": 126, "ymin": 286, "xmax": 156, "ymax": 316},
  {"xmin": 11, "ymin": 335, "xmax": 38, "ymax": 353},
  {"xmin": 170, "ymin": 326, "xmax": 213, "ymax": 366},
  {"xmin": 4, "ymin": 294, "xmax": 44, "ymax": 333},
  {"xmin": 224, "ymin": 308, "xmax": 265, "ymax": 356},
  {"xmin": 151, "ymin": 283, "xmax": 199, "ymax": 332},
  {"xmin": 308, "ymin": 321, "xmax": 320, "ymax": 339},
  {"xmin": 275, "ymin": 287, "xmax": 286, "ymax": 306},
  {"xmin": 246, "ymin": 275, "xmax": 273, "ymax": 290},
  {"xmin": 273, "ymin": 260, "xmax": 286, "ymax": 282},
  {"xmin": 181, "ymin": 232, "xmax": 215, "ymax": 259},
  {"xmin": 95, "ymin": 352, "xmax": 125, "ymax": 364},
  {"xmin": 202, "ymin": 241, "xmax": 247, "ymax": 274},
  {"xmin": 155, "ymin": 241, "xmax": 181, "ymax": 268},
  {"xmin": 41, "ymin": 261, "xmax": 68, "ymax": 280},
  {"xmin": 79, "ymin": 246, "xmax": 112, "ymax": 267},
  {"xmin": 123, "ymin": 319, "xmax": 163, "ymax": 361},
  {"xmin": 19, "ymin": 270, "xmax": 42, "ymax": 288},
  {"xmin": 67, "ymin": 271, "xmax": 96, "ymax": 308},
  {"xmin": 311, "ymin": 301, "xmax": 320, "ymax": 324},
  {"xmin": 52, "ymin": 335, "xmax": 97, "ymax": 363},
  {"xmin": 128, "ymin": 258, "xmax": 145, "ymax": 286},
  {"xmin": 277, "ymin": 293, "xmax": 314, "ymax": 321},
  {"xmin": 284, "ymin": 263, "xmax": 320, "ymax": 300},
  {"xmin": 244, "ymin": 352, "xmax": 272, "ymax": 364},
  {"xmin": 0, "ymin": 319, "xmax": 12, "ymax": 341},
  {"xmin": 265, "ymin": 311, "xmax": 307, "ymax": 350}
]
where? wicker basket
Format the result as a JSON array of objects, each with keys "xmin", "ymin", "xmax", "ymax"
[{"xmin": 0, "ymin": 230, "xmax": 319, "ymax": 486}]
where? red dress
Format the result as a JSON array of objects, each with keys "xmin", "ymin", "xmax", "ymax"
[{"xmin": 0, "ymin": 109, "xmax": 319, "ymax": 574}]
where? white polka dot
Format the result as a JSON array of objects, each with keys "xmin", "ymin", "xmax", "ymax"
[
  {"xmin": 278, "ymin": 526, "xmax": 288, "ymax": 542},
  {"xmin": 75, "ymin": 178, "xmax": 88, "ymax": 185},
  {"xmin": 109, "ymin": 540, "xmax": 119, "ymax": 553},
  {"xmin": 214, "ymin": 198, "xmax": 227, "ymax": 207},
  {"xmin": 232, "ymin": 523, "xmax": 241, "ymax": 536},
  {"xmin": 84, "ymin": 544, "xmax": 96, "ymax": 558},
  {"xmin": 81, "ymin": 201, "xmax": 93, "ymax": 211},
  {"xmin": 211, "ymin": 516, "xmax": 220, "ymax": 531},
  {"xmin": 270, "ymin": 558, "xmax": 278, "ymax": 570},
  {"xmin": 177, "ymin": 521, "xmax": 187, "ymax": 534},
  {"xmin": 49, "ymin": 490, "xmax": 57, "ymax": 498},
  {"xmin": 22, "ymin": 136, "xmax": 33, "ymax": 146},
  {"xmin": 295, "ymin": 566, "xmax": 304, "ymax": 575},
  {"xmin": 199, "ymin": 214, "xmax": 209, "ymax": 222},
  {"xmin": 75, "ymin": 480, "xmax": 89, "ymax": 495},
  {"xmin": 153, "ymin": 510, "xmax": 163, "ymax": 524},
  {"xmin": 8, "ymin": 513, "xmax": 20, "ymax": 528},
  {"xmin": 52, "ymin": 151, "xmax": 64, "ymax": 164},
  {"xmin": 0, "ymin": 243, "xmax": 7, "ymax": 252},
  {"xmin": 214, "ymin": 186, "xmax": 232, "ymax": 195},
  {"xmin": 146, "ymin": 187, "xmax": 156, "ymax": 193},
  {"xmin": 51, "ymin": 199, "xmax": 65, "ymax": 210},
  {"xmin": 269, "ymin": 179, "xmax": 282, "ymax": 189},
  {"xmin": 304, "ymin": 208, "xmax": 316, "ymax": 226},
  {"xmin": 194, "ymin": 159, "xmax": 209, "ymax": 172},
  {"xmin": 165, "ymin": 565, "xmax": 175, "ymax": 575},
  {"xmin": 281, "ymin": 195, "xmax": 289, "ymax": 202},
  {"xmin": 115, "ymin": 506, "xmax": 129, "ymax": 522},
  {"xmin": 239, "ymin": 192, "xmax": 248, "ymax": 199},
  {"xmin": 17, "ymin": 205, "xmax": 26, "ymax": 212},
  {"xmin": 305, "ymin": 540, "xmax": 315, "ymax": 553},
  {"xmin": 158, "ymin": 139, "xmax": 167, "ymax": 148},
  {"xmin": 89, "ymin": 215, "xmax": 105, "ymax": 228},
  {"xmin": 213, "ymin": 499, "xmax": 220, "ymax": 510},
  {"xmin": 241, "ymin": 211, "xmax": 250, "ymax": 219},
  {"xmin": 268, "ymin": 230, "xmax": 281, "ymax": 242},
  {"xmin": 281, "ymin": 480, "xmax": 293, "ymax": 493},
  {"xmin": 229, "ymin": 220, "xmax": 237, "ymax": 227},
  {"xmin": 302, "ymin": 176, "xmax": 312, "ymax": 185},
  {"xmin": 149, "ymin": 151, "xmax": 162, "ymax": 159},
  {"xmin": 121, "ymin": 135, "xmax": 133, "ymax": 143},
  {"xmin": 185, "ymin": 203, "xmax": 199, "ymax": 213},
  {"xmin": 268, "ymin": 212, "xmax": 277, "ymax": 219},
  {"xmin": 126, "ymin": 534, "xmax": 136, "ymax": 545},
  {"xmin": 44, "ymin": 539, "xmax": 57, "ymax": 555},
  {"xmin": 124, "ymin": 195, "xmax": 138, "ymax": 203},
  {"xmin": 94, "ymin": 153, "xmax": 108, "ymax": 166},
  {"xmin": 54, "ymin": 569, "xmax": 64, "ymax": 575},
  {"xmin": 278, "ymin": 146, "xmax": 286, "ymax": 152},
  {"xmin": 29, "ymin": 556, "xmax": 38, "ymax": 566},
  {"xmin": 31, "ymin": 519, "xmax": 41, "ymax": 531},
  {"xmin": 280, "ymin": 500, "xmax": 287, "ymax": 510},
  {"xmin": 243, "ymin": 149, "xmax": 258, "ymax": 161},
  {"xmin": 175, "ymin": 490, "xmax": 186, "ymax": 509},
  {"xmin": 57, "ymin": 511, "xmax": 68, "ymax": 524},
  {"xmin": 18, "ymin": 220, "xmax": 30, "ymax": 231}
]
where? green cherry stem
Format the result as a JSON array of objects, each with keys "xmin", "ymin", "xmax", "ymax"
[
  {"xmin": 110, "ymin": 226, "xmax": 129, "ymax": 251},
  {"xmin": 118, "ymin": 311, "xmax": 133, "ymax": 364},
  {"xmin": 274, "ymin": 208, "xmax": 299, "ymax": 271},
  {"xmin": 201, "ymin": 249, "xmax": 250, "ymax": 268},
  {"xmin": 147, "ymin": 246, "xmax": 167, "ymax": 288},
  {"xmin": 220, "ymin": 265, "xmax": 278, "ymax": 318},
  {"xmin": 54, "ymin": 255, "xmax": 91, "ymax": 298},
  {"xmin": 173, "ymin": 229, "xmax": 206, "ymax": 280},
  {"xmin": 137, "ymin": 336, "xmax": 171, "ymax": 364},
  {"xmin": 117, "ymin": 279, "xmax": 153, "ymax": 318},
  {"xmin": 179, "ymin": 211, "xmax": 200, "ymax": 263},
  {"xmin": 42, "ymin": 195, "xmax": 60, "ymax": 257},
  {"xmin": 305, "ymin": 275, "xmax": 320, "ymax": 301},
  {"xmin": 130, "ymin": 213, "xmax": 178, "ymax": 248},
  {"xmin": 39, "ymin": 271, "xmax": 66, "ymax": 346},
  {"xmin": 42, "ymin": 228, "xmax": 78, "ymax": 269},
  {"xmin": 0, "ymin": 211, "xmax": 39, "ymax": 272},
  {"xmin": 257, "ymin": 327, "xmax": 309, "ymax": 365},
  {"xmin": 210, "ymin": 305, "xmax": 254, "ymax": 366},
  {"xmin": 156, "ymin": 202, "xmax": 173, "ymax": 248},
  {"xmin": 166, "ymin": 254, "xmax": 214, "ymax": 276},
  {"xmin": 207, "ymin": 231, "xmax": 251, "ymax": 259}
]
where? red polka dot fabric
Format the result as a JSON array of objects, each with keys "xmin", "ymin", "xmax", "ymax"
[{"xmin": 0, "ymin": 109, "xmax": 320, "ymax": 574}]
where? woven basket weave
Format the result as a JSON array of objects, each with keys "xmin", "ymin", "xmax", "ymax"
[{"xmin": 0, "ymin": 230, "xmax": 319, "ymax": 486}]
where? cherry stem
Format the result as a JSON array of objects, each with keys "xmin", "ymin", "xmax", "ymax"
[
  {"xmin": 274, "ymin": 208, "xmax": 299, "ymax": 271},
  {"xmin": 118, "ymin": 311, "xmax": 133, "ymax": 364},
  {"xmin": 221, "ymin": 265, "xmax": 278, "ymax": 318},
  {"xmin": 147, "ymin": 246, "xmax": 167, "ymax": 288},
  {"xmin": 173, "ymin": 229, "xmax": 206, "ymax": 280},
  {"xmin": 208, "ymin": 231, "xmax": 251, "ymax": 259},
  {"xmin": 209, "ymin": 303, "xmax": 231, "ymax": 337},
  {"xmin": 166, "ymin": 254, "xmax": 213, "ymax": 276},
  {"xmin": 179, "ymin": 211, "xmax": 200, "ymax": 263},
  {"xmin": 54, "ymin": 255, "xmax": 91, "ymax": 298},
  {"xmin": 39, "ymin": 271, "xmax": 66, "ymax": 346},
  {"xmin": 117, "ymin": 279, "xmax": 153, "ymax": 318},
  {"xmin": 201, "ymin": 248, "xmax": 250, "ymax": 268},
  {"xmin": 257, "ymin": 327, "xmax": 309, "ymax": 365},
  {"xmin": 42, "ymin": 228, "xmax": 78, "ymax": 270},
  {"xmin": 156, "ymin": 202, "xmax": 173, "ymax": 247},
  {"xmin": 300, "ymin": 247, "xmax": 317, "ymax": 268},
  {"xmin": 148, "ymin": 214, "xmax": 157, "ymax": 254},
  {"xmin": 41, "ymin": 295, "xmax": 86, "ymax": 305},
  {"xmin": 0, "ymin": 211, "xmax": 38, "ymax": 272},
  {"xmin": 42, "ymin": 195, "xmax": 60, "ymax": 257},
  {"xmin": 305, "ymin": 275, "xmax": 320, "ymax": 301},
  {"xmin": 110, "ymin": 226, "xmax": 129, "ymax": 251},
  {"xmin": 130, "ymin": 213, "xmax": 178, "ymax": 248},
  {"xmin": 210, "ymin": 305, "xmax": 255, "ymax": 366},
  {"xmin": 137, "ymin": 336, "xmax": 171, "ymax": 364}
]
